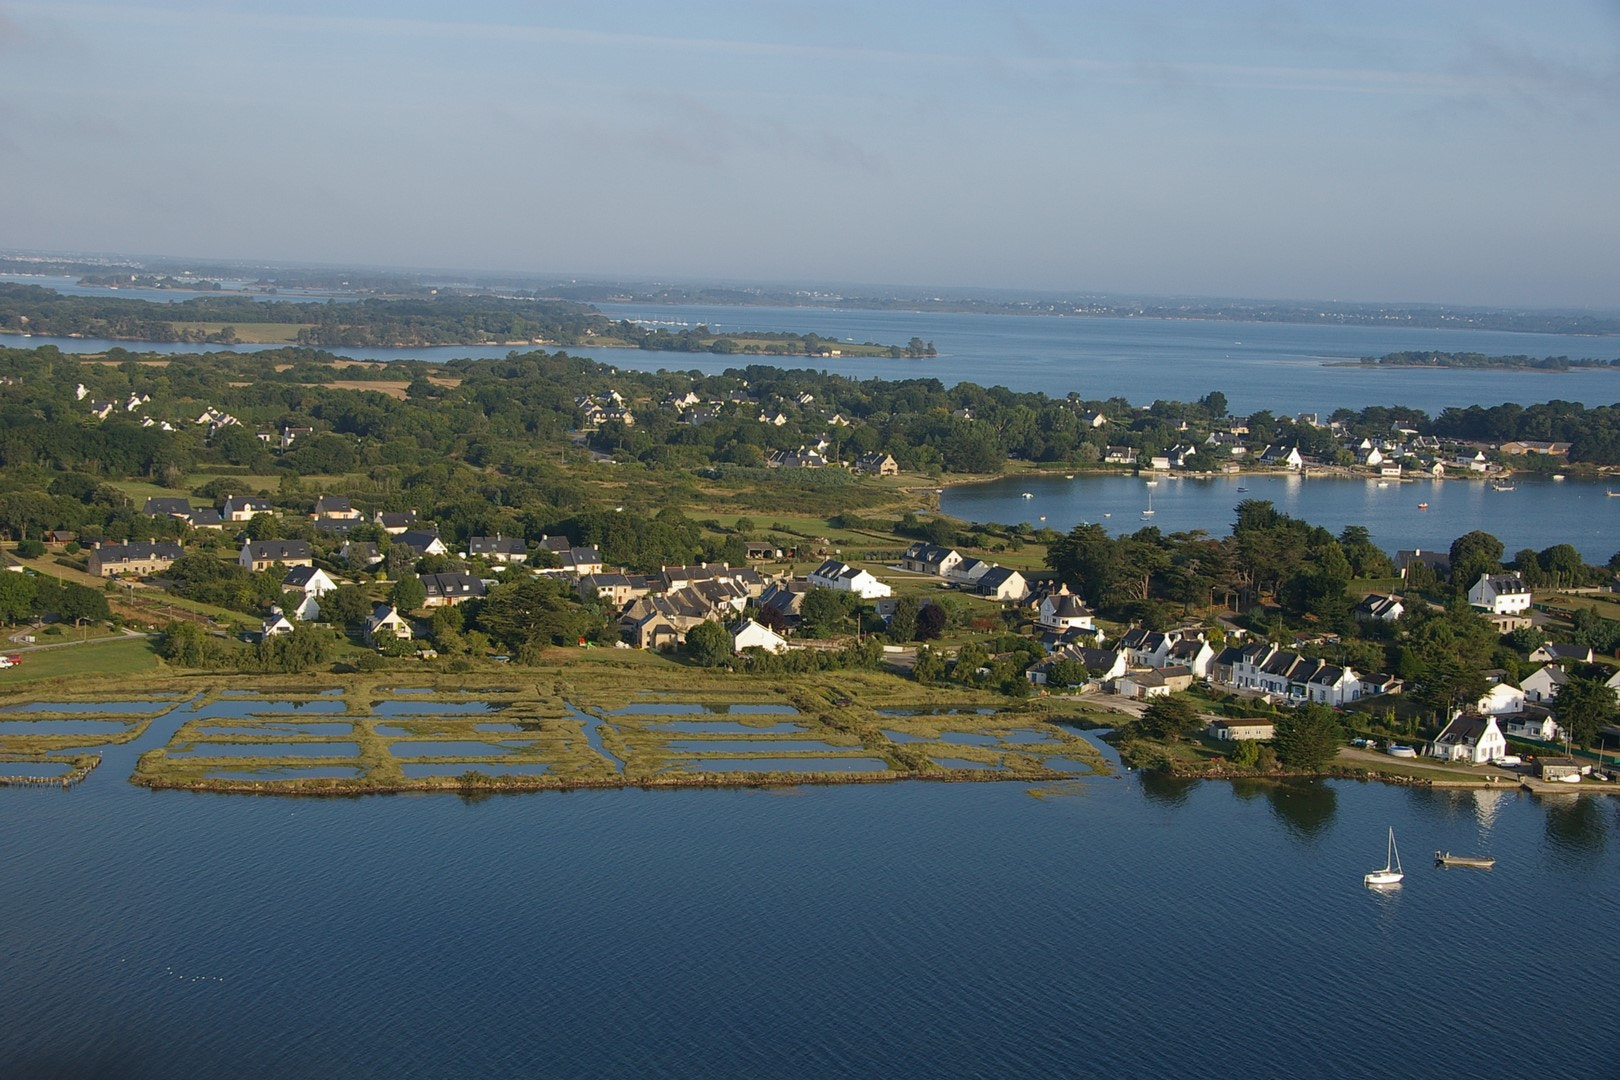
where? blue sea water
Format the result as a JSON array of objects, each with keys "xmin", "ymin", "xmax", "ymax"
[
  {"xmin": 942, "ymin": 471, "xmax": 1620, "ymax": 562},
  {"xmin": 9, "ymin": 301, "xmax": 1620, "ymax": 415},
  {"xmin": 2, "ymin": 699, "xmax": 1617, "ymax": 1079}
]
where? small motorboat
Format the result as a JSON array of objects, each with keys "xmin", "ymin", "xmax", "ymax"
[
  {"xmin": 1435, "ymin": 852, "xmax": 1495, "ymax": 869},
  {"xmin": 1417, "ymin": 502, "xmax": 1429, "ymax": 510}
]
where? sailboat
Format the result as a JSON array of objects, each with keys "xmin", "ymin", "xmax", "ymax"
[
  {"xmin": 1364, "ymin": 827, "xmax": 1404, "ymax": 886},
  {"xmin": 1141, "ymin": 489, "xmax": 1155, "ymax": 518}
]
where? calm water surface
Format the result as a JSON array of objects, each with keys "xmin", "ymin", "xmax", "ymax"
[
  {"xmin": 11, "ymin": 302, "xmax": 1620, "ymax": 414},
  {"xmin": 2, "ymin": 699, "xmax": 1616, "ymax": 1078},
  {"xmin": 943, "ymin": 472, "xmax": 1620, "ymax": 561}
]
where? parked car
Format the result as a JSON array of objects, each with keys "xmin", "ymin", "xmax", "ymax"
[
  {"xmin": 1387, "ymin": 745, "xmax": 1417, "ymax": 759},
  {"xmin": 1490, "ymin": 755, "xmax": 1522, "ymax": 767}
]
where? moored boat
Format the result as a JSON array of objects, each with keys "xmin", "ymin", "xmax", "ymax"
[
  {"xmin": 1365, "ymin": 827, "xmax": 1404, "ymax": 886},
  {"xmin": 1435, "ymin": 852, "xmax": 1496, "ymax": 869}
]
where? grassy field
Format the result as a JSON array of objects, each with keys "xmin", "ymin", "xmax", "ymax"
[
  {"xmin": 167, "ymin": 321, "xmax": 308, "ymax": 343},
  {"xmin": 1, "ymin": 636, "xmax": 159, "ymax": 684}
]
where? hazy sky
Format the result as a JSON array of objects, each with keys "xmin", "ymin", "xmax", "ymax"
[{"xmin": 3, "ymin": 1, "xmax": 1619, "ymax": 307}]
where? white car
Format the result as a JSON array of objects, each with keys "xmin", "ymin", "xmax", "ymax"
[
  {"xmin": 1490, "ymin": 755, "xmax": 1522, "ymax": 767},
  {"xmin": 1386, "ymin": 745, "xmax": 1417, "ymax": 759}
]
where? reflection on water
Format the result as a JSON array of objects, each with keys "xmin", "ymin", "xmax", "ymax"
[
  {"xmin": 1544, "ymin": 795, "xmax": 1609, "ymax": 861},
  {"xmin": 1138, "ymin": 770, "xmax": 1196, "ymax": 808},
  {"xmin": 1265, "ymin": 781, "xmax": 1338, "ymax": 841}
]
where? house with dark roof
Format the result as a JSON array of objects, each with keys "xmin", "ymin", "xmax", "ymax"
[
  {"xmin": 1529, "ymin": 643, "xmax": 1593, "ymax": 665},
  {"xmin": 223, "ymin": 496, "xmax": 273, "ymax": 522},
  {"xmin": 1036, "ymin": 585, "xmax": 1095, "ymax": 632},
  {"xmin": 364, "ymin": 604, "xmax": 412, "ymax": 645},
  {"xmin": 975, "ymin": 566, "xmax": 1029, "ymax": 603},
  {"xmin": 1468, "ymin": 572, "xmax": 1531, "ymax": 615},
  {"xmin": 395, "ymin": 530, "xmax": 449, "ymax": 558},
  {"xmin": 87, "ymin": 541, "xmax": 183, "ymax": 578},
  {"xmin": 142, "ymin": 497, "xmax": 194, "ymax": 519},
  {"xmin": 899, "ymin": 542, "xmax": 962, "ymax": 578},
  {"xmin": 1353, "ymin": 593, "xmax": 1404, "ymax": 623},
  {"xmin": 311, "ymin": 495, "xmax": 362, "ymax": 522},
  {"xmin": 239, "ymin": 539, "xmax": 313, "ymax": 571},
  {"xmin": 808, "ymin": 558, "xmax": 891, "ymax": 599},
  {"xmin": 1397, "ymin": 549, "xmax": 1451, "ymax": 579},
  {"xmin": 419, "ymin": 572, "xmax": 486, "ymax": 607},
  {"xmin": 853, "ymin": 452, "xmax": 898, "ymax": 476},
  {"xmin": 374, "ymin": 511, "xmax": 417, "ymax": 535},
  {"xmin": 468, "ymin": 535, "xmax": 529, "ymax": 564},
  {"xmin": 1429, "ymin": 713, "xmax": 1506, "ymax": 765}
]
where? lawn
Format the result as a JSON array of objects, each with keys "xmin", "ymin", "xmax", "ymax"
[{"xmin": 1, "ymin": 636, "xmax": 159, "ymax": 684}]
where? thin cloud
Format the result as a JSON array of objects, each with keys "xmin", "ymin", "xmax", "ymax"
[{"xmin": 13, "ymin": 1, "xmax": 1588, "ymax": 104}]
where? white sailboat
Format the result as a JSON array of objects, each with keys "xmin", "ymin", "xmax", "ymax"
[{"xmin": 1364, "ymin": 827, "xmax": 1404, "ymax": 886}]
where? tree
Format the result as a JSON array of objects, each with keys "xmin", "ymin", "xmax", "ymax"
[
  {"xmin": 1045, "ymin": 658, "xmax": 1089, "ymax": 689},
  {"xmin": 1449, "ymin": 530, "xmax": 1504, "ymax": 591},
  {"xmin": 320, "ymin": 584, "xmax": 370, "ymax": 629},
  {"xmin": 799, "ymin": 588, "xmax": 851, "ymax": 638},
  {"xmin": 912, "ymin": 644, "xmax": 946, "ymax": 684},
  {"xmin": 55, "ymin": 582, "xmax": 109, "ymax": 626},
  {"xmin": 886, "ymin": 596, "xmax": 919, "ymax": 643},
  {"xmin": 914, "ymin": 602, "xmax": 947, "ymax": 641},
  {"xmin": 1135, "ymin": 694, "xmax": 1201, "ymax": 741},
  {"xmin": 684, "ymin": 620, "xmax": 733, "ymax": 667},
  {"xmin": 1554, "ymin": 673, "xmax": 1617, "ymax": 749},
  {"xmin": 0, "ymin": 571, "xmax": 37, "ymax": 625},
  {"xmin": 1272, "ymin": 703, "xmax": 1346, "ymax": 771},
  {"xmin": 473, "ymin": 577, "xmax": 600, "ymax": 650},
  {"xmin": 389, "ymin": 574, "xmax": 426, "ymax": 612}
]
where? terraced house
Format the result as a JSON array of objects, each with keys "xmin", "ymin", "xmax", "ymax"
[{"xmin": 88, "ymin": 540, "xmax": 183, "ymax": 578}]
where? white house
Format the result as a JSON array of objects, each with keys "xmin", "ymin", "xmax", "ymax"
[
  {"xmin": 730, "ymin": 618, "xmax": 789, "ymax": 655},
  {"xmin": 282, "ymin": 566, "xmax": 338, "ymax": 599},
  {"xmin": 1430, "ymin": 714, "xmax": 1507, "ymax": 765},
  {"xmin": 1353, "ymin": 593, "xmax": 1404, "ymax": 623},
  {"xmin": 899, "ymin": 542, "xmax": 962, "ymax": 578},
  {"xmin": 1501, "ymin": 712, "xmax": 1562, "ymax": 743},
  {"xmin": 260, "ymin": 610, "xmax": 295, "ymax": 639},
  {"xmin": 1475, "ymin": 682, "xmax": 1526, "ymax": 716},
  {"xmin": 1529, "ymin": 643, "xmax": 1593, "ymax": 665},
  {"xmin": 1037, "ymin": 585, "xmax": 1095, "ymax": 632},
  {"xmin": 1468, "ymin": 573, "xmax": 1531, "ymax": 615},
  {"xmin": 975, "ymin": 566, "xmax": 1030, "ymax": 603},
  {"xmin": 364, "ymin": 604, "xmax": 412, "ymax": 646},
  {"xmin": 1521, "ymin": 665, "xmax": 1569, "ymax": 703},
  {"xmin": 807, "ymin": 558, "xmax": 892, "ymax": 599},
  {"xmin": 1207, "ymin": 719, "xmax": 1275, "ymax": 741}
]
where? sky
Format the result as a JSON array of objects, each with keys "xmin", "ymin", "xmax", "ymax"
[{"xmin": 2, "ymin": 1, "xmax": 1619, "ymax": 308}]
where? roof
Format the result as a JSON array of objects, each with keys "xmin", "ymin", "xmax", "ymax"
[
  {"xmin": 1436, "ymin": 714, "xmax": 1492, "ymax": 744},
  {"xmin": 977, "ymin": 566, "xmax": 1024, "ymax": 589},
  {"xmin": 243, "ymin": 539, "xmax": 312, "ymax": 561},
  {"xmin": 281, "ymin": 566, "xmax": 326, "ymax": 588},
  {"xmin": 469, "ymin": 536, "xmax": 527, "ymax": 555},
  {"xmin": 142, "ymin": 497, "xmax": 193, "ymax": 516},
  {"xmin": 94, "ymin": 541, "xmax": 182, "ymax": 563},
  {"xmin": 419, "ymin": 572, "xmax": 486, "ymax": 599}
]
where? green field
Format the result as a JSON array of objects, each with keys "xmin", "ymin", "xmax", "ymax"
[
  {"xmin": 167, "ymin": 321, "xmax": 308, "ymax": 343},
  {"xmin": 1, "ymin": 637, "xmax": 159, "ymax": 684}
]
